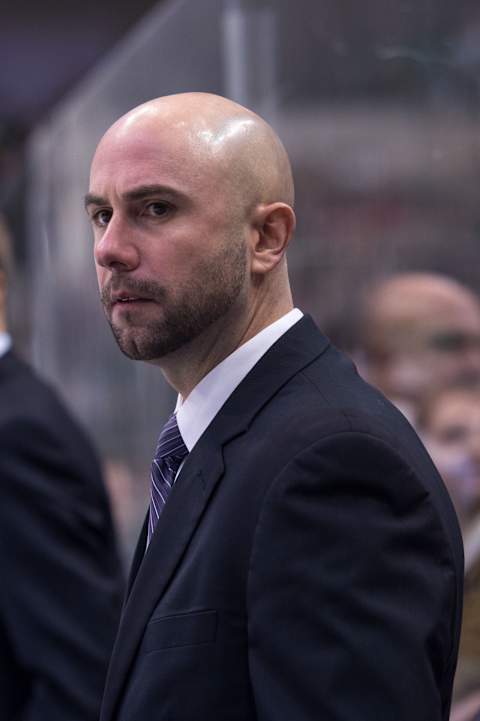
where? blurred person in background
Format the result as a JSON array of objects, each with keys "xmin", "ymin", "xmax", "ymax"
[
  {"xmin": 0, "ymin": 215, "xmax": 124, "ymax": 720},
  {"xmin": 87, "ymin": 92, "xmax": 462, "ymax": 721},
  {"xmin": 418, "ymin": 381, "xmax": 480, "ymax": 721},
  {"xmin": 358, "ymin": 272, "xmax": 480, "ymax": 426},
  {"xmin": 418, "ymin": 380, "xmax": 480, "ymax": 537}
]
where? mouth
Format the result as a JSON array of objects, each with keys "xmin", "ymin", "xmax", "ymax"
[
  {"xmin": 109, "ymin": 294, "xmax": 156, "ymax": 313},
  {"xmin": 112, "ymin": 292, "xmax": 153, "ymax": 304},
  {"xmin": 102, "ymin": 280, "xmax": 164, "ymax": 313}
]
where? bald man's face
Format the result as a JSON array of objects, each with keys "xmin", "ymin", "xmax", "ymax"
[{"xmin": 87, "ymin": 115, "xmax": 249, "ymax": 361}]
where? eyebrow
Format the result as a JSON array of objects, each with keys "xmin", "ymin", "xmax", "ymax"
[
  {"xmin": 84, "ymin": 192, "xmax": 106, "ymax": 209},
  {"xmin": 84, "ymin": 184, "xmax": 185, "ymax": 209}
]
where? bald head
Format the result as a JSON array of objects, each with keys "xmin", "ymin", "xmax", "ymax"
[
  {"xmin": 92, "ymin": 92, "xmax": 294, "ymax": 211},
  {"xmin": 363, "ymin": 273, "xmax": 480, "ymax": 357},
  {"xmin": 360, "ymin": 272, "xmax": 480, "ymax": 415}
]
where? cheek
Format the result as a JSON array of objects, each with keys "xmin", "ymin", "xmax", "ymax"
[{"xmin": 149, "ymin": 241, "xmax": 206, "ymax": 279}]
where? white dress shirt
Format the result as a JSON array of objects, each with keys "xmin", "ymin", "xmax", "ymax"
[
  {"xmin": 176, "ymin": 308, "xmax": 303, "ymax": 453},
  {"xmin": 0, "ymin": 332, "xmax": 12, "ymax": 359}
]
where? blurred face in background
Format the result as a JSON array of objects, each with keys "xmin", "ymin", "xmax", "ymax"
[
  {"xmin": 421, "ymin": 386, "xmax": 480, "ymax": 529},
  {"xmin": 362, "ymin": 274, "xmax": 480, "ymax": 423},
  {"xmin": 383, "ymin": 312, "xmax": 480, "ymax": 401}
]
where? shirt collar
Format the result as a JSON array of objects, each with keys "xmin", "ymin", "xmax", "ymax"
[
  {"xmin": 176, "ymin": 308, "xmax": 303, "ymax": 452},
  {"xmin": 0, "ymin": 332, "xmax": 12, "ymax": 359}
]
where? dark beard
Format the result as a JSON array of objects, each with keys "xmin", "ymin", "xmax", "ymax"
[{"xmin": 102, "ymin": 240, "xmax": 247, "ymax": 361}]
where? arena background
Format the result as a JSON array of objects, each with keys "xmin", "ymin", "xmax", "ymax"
[{"xmin": 3, "ymin": 0, "xmax": 480, "ymax": 559}]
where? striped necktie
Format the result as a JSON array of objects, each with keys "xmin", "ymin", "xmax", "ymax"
[{"xmin": 147, "ymin": 412, "xmax": 188, "ymax": 544}]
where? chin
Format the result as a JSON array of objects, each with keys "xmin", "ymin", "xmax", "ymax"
[{"xmin": 112, "ymin": 327, "xmax": 172, "ymax": 362}]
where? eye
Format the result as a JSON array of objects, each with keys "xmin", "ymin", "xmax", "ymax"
[
  {"xmin": 92, "ymin": 208, "xmax": 112, "ymax": 227},
  {"xmin": 144, "ymin": 201, "xmax": 171, "ymax": 217},
  {"xmin": 438, "ymin": 424, "xmax": 468, "ymax": 444}
]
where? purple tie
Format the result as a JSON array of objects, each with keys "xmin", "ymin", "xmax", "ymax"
[{"xmin": 148, "ymin": 413, "xmax": 188, "ymax": 544}]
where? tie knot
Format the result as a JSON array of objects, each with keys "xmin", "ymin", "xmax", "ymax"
[{"xmin": 155, "ymin": 412, "xmax": 188, "ymax": 464}]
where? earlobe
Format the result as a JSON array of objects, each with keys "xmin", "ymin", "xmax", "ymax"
[{"xmin": 251, "ymin": 203, "xmax": 296, "ymax": 275}]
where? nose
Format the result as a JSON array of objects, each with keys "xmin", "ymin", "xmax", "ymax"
[{"xmin": 94, "ymin": 214, "xmax": 140, "ymax": 272}]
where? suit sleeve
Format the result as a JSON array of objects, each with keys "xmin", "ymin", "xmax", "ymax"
[
  {"xmin": 0, "ymin": 415, "xmax": 123, "ymax": 721},
  {"xmin": 247, "ymin": 431, "xmax": 459, "ymax": 721}
]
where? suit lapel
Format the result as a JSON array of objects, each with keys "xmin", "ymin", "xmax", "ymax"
[
  {"xmin": 101, "ymin": 441, "xmax": 225, "ymax": 721},
  {"xmin": 125, "ymin": 516, "xmax": 148, "ymax": 598},
  {"xmin": 101, "ymin": 316, "xmax": 330, "ymax": 721}
]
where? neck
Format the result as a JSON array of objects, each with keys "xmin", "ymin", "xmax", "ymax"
[{"xmin": 156, "ymin": 292, "xmax": 293, "ymax": 399}]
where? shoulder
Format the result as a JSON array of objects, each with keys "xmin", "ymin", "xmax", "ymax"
[
  {"xmin": 0, "ymin": 353, "xmax": 98, "ymax": 457},
  {"xmin": 247, "ymin": 347, "xmax": 463, "ymax": 569},
  {"xmin": 0, "ymin": 352, "xmax": 72, "ymax": 421},
  {"xmin": 0, "ymin": 354, "xmax": 105, "ymax": 509}
]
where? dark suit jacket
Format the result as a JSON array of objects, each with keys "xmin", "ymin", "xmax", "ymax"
[
  {"xmin": 101, "ymin": 315, "xmax": 463, "ymax": 721},
  {"xmin": 0, "ymin": 350, "xmax": 124, "ymax": 720}
]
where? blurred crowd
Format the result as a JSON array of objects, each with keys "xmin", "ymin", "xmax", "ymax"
[{"xmin": 352, "ymin": 271, "xmax": 480, "ymax": 721}]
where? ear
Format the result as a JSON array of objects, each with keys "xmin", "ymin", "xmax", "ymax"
[{"xmin": 250, "ymin": 202, "xmax": 296, "ymax": 275}]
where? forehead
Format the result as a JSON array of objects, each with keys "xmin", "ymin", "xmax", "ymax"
[
  {"xmin": 390, "ymin": 292, "xmax": 480, "ymax": 336},
  {"xmin": 89, "ymin": 121, "xmax": 224, "ymax": 198},
  {"xmin": 419, "ymin": 299, "xmax": 480, "ymax": 338}
]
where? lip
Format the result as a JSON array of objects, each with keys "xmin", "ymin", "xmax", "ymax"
[
  {"xmin": 110, "ymin": 297, "xmax": 155, "ymax": 316},
  {"xmin": 111, "ymin": 292, "xmax": 152, "ymax": 305},
  {"xmin": 113, "ymin": 299, "xmax": 153, "ymax": 308}
]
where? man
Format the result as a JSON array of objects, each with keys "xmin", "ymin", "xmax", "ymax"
[
  {"xmin": 87, "ymin": 93, "xmax": 463, "ymax": 720},
  {"xmin": 358, "ymin": 272, "xmax": 480, "ymax": 425},
  {"xmin": 0, "ymin": 217, "xmax": 124, "ymax": 720}
]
